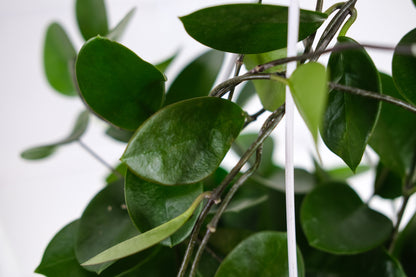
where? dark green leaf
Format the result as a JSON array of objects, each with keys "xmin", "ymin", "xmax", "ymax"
[
  {"xmin": 374, "ymin": 162, "xmax": 403, "ymax": 199},
  {"xmin": 165, "ymin": 50, "xmax": 224, "ymax": 105},
  {"xmin": 155, "ymin": 52, "xmax": 178, "ymax": 73},
  {"xmin": 21, "ymin": 110, "xmax": 89, "ymax": 160},
  {"xmin": 215, "ymin": 231, "xmax": 305, "ymax": 277},
  {"xmin": 76, "ymin": 180, "xmax": 140, "ymax": 273},
  {"xmin": 301, "ymin": 182, "xmax": 393, "ymax": 254},
  {"xmin": 76, "ymin": 0, "xmax": 109, "ymax": 40},
  {"xmin": 208, "ymin": 228, "xmax": 253, "ymax": 257},
  {"xmin": 322, "ymin": 37, "xmax": 381, "ymax": 171},
  {"xmin": 105, "ymin": 126, "xmax": 134, "ymax": 143},
  {"xmin": 125, "ymin": 170, "xmax": 203, "ymax": 247},
  {"xmin": 392, "ymin": 28, "xmax": 416, "ymax": 105},
  {"xmin": 107, "ymin": 8, "xmax": 136, "ymax": 41},
  {"xmin": 122, "ymin": 97, "xmax": 246, "ymax": 185},
  {"xmin": 44, "ymin": 22, "xmax": 76, "ymax": 96},
  {"xmin": 35, "ymin": 220, "xmax": 96, "ymax": 277},
  {"xmin": 370, "ymin": 73, "xmax": 416, "ymax": 177},
  {"xmin": 180, "ymin": 4, "xmax": 327, "ymax": 54},
  {"xmin": 393, "ymin": 212, "xmax": 416, "ymax": 276},
  {"xmin": 76, "ymin": 37, "xmax": 165, "ymax": 131}
]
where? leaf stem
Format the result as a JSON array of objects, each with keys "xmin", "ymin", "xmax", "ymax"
[{"xmin": 228, "ymin": 54, "xmax": 245, "ymax": 101}]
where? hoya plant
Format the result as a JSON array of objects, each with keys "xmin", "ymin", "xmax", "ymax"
[{"xmin": 22, "ymin": 0, "xmax": 416, "ymax": 276}]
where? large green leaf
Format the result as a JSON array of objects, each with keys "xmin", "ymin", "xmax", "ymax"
[
  {"xmin": 180, "ymin": 4, "xmax": 327, "ymax": 54},
  {"xmin": 165, "ymin": 50, "xmax": 224, "ymax": 105},
  {"xmin": 76, "ymin": 37, "xmax": 165, "ymax": 131},
  {"xmin": 76, "ymin": 180, "xmax": 140, "ymax": 273},
  {"xmin": 289, "ymin": 62, "xmax": 327, "ymax": 143},
  {"xmin": 21, "ymin": 110, "xmax": 89, "ymax": 160},
  {"xmin": 370, "ymin": 73, "xmax": 416, "ymax": 177},
  {"xmin": 35, "ymin": 220, "xmax": 96, "ymax": 277},
  {"xmin": 300, "ymin": 182, "xmax": 393, "ymax": 254},
  {"xmin": 125, "ymin": 170, "xmax": 203, "ymax": 247},
  {"xmin": 322, "ymin": 36, "xmax": 381, "ymax": 171},
  {"xmin": 76, "ymin": 0, "xmax": 109, "ymax": 40},
  {"xmin": 374, "ymin": 162, "xmax": 403, "ymax": 199},
  {"xmin": 215, "ymin": 231, "xmax": 304, "ymax": 277},
  {"xmin": 392, "ymin": 28, "xmax": 416, "ymax": 105},
  {"xmin": 122, "ymin": 97, "xmax": 246, "ymax": 185},
  {"xmin": 394, "ymin": 212, "xmax": 416, "ymax": 276},
  {"xmin": 107, "ymin": 8, "xmax": 136, "ymax": 41},
  {"xmin": 44, "ymin": 22, "xmax": 76, "ymax": 96}
]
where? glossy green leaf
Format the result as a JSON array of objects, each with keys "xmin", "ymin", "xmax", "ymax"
[
  {"xmin": 374, "ymin": 162, "xmax": 403, "ymax": 199},
  {"xmin": 76, "ymin": 37, "xmax": 165, "ymax": 131},
  {"xmin": 155, "ymin": 52, "xmax": 178, "ymax": 73},
  {"xmin": 43, "ymin": 22, "xmax": 76, "ymax": 96},
  {"xmin": 82, "ymin": 192, "xmax": 208, "ymax": 266},
  {"xmin": 322, "ymin": 36, "xmax": 381, "ymax": 171},
  {"xmin": 370, "ymin": 73, "xmax": 416, "ymax": 177},
  {"xmin": 105, "ymin": 126, "xmax": 134, "ymax": 143},
  {"xmin": 392, "ymin": 28, "xmax": 416, "ymax": 104},
  {"xmin": 76, "ymin": 0, "xmax": 109, "ymax": 40},
  {"xmin": 244, "ymin": 49, "xmax": 286, "ymax": 111},
  {"xmin": 165, "ymin": 50, "xmax": 224, "ymax": 105},
  {"xmin": 107, "ymin": 8, "xmax": 136, "ymax": 41},
  {"xmin": 289, "ymin": 62, "xmax": 327, "ymax": 143},
  {"xmin": 21, "ymin": 110, "xmax": 89, "ymax": 160},
  {"xmin": 125, "ymin": 170, "xmax": 203, "ymax": 247},
  {"xmin": 215, "ymin": 231, "xmax": 304, "ymax": 277},
  {"xmin": 35, "ymin": 220, "xmax": 95, "ymax": 277},
  {"xmin": 394, "ymin": 212, "xmax": 416, "ymax": 276},
  {"xmin": 122, "ymin": 97, "xmax": 246, "ymax": 185},
  {"xmin": 301, "ymin": 182, "xmax": 393, "ymax": 254},
  {"xmin": 180, "ymin": 4, "xmax": 327, "ymax": 54},
  {"xmin": 76, "ymin": 180, "xmax": 140, "ymax": 273}
]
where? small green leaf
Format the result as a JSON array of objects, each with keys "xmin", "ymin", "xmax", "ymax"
[
  {"xmin": 21, "ymin": 110, "xmax": 89, "ymax": 160},
  {"xmin": 393, "ymin": 211, "xmax": 416, "ymax": 276},
  {"xmin": 107, "ymin": 8, "xmax": 136, "ymax": 41},
  {"xmin": 392, "ymin": 28, "xmax": 416, "ymax": 105},
  {"xmin": 374, "ymin": 162, "xmax": 403, "ymax": 199},
  {"xmin": 301, "ymin": 182, "xmax": 393, "ymax": 254},
  {"xmin": 76, "ymin": 0, "xmax": 109, "ymax": 40},
  {"xmin": 81, "ymin": 192, "xmax": 209, "ymax": 266},
  {"xmin": 215, "ymin": 231, "xmax": 305, "ymax": 277},
  {"xmin": 43, "ymin": 22, "xmax": 76, "ymax": 96},
  {"xmin": 35, "ymin": 220, "xmax": 95, "ymax": 277},
  {"xmin": 155, "ymin": 52, "xmax": 178, "ymax": 73},
  {"xmin": 125, "ymin": 170, "xmax": 203, "ymax": 247},
  {"xmin": 76, "ymin": 37, "xmax": 165, "ymax": 131},
  {"xmin": 322, "ymin": 37, "xmax": 381, "ymax": 171},
  {"xmin": 122, "ymin": 97, "xmax": 246, "ymax": 185},
  {"xmin": 165, "ymin": 50, "xmax": 224, "ymax": 105},
  {"xmin": 289, "ymin": 62, "xmax": 328, "ymax": 143},
  {"xmin": 180, "ymin": 4, "xmax": 327, "ymax": 54}
]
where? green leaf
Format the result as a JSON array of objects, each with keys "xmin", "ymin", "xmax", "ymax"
[
  {"xmin": 215, "ymin": 231, "xmax": 305, "ymax": 277},
  {"xmin": 165, "ymin": 50, "xmax": 224, "ymax": 105},
  {"xmin": 374, "ymin": 162, "xmax": 403, "ymax": 199},
  {"xmin": 393, "ymin": 211, "xmax": 416, "ymax": 276},
  {"xmin": 322, "ymin": 36, "xmax": 381, "ymax": 171},
  {"xmin": 76, "ymin": 180, "xmax": 140, "ymax": 273},
  {"xmin": 76, "ymin": 36, "xmax": 165, "ymax": 131},
  {"xmin": 107, "ymin": 8, "xmax": 136, "ymax": 41},
  {"xmin": 392, "ymin": 28, "xmax": 416, "ymax": 105},
  {"xmin": 208, "ymin": 228, "xmax": 253, "ymax": 257},
  {"xmin": 21, "ymin": 110, "xmax": 89, "ymax": 160},
  {"xmin": 35, "ymin": 220, "xmax": 96, "ymax": 277},
  {"xmin": 300, "ymin": 182, "xmax": 393, "ymax": 254},
  {"xmin": 43, "ymin": 22, "xmax": 76, "ymax": 96},
  {"xmin": 105, "ymin": 126, "xmax": 134, "ymax": 143},
  {"xmin": 122, "ymin": 97, "xmax": 246, "ymax": 185},
  {"xmin": 105, "ymin": 163, "xmax": 127, "ymax": 184},
  {"xmin": 180, "ymin": 4, "xmax": 327, "ymax": 54},
  {"xmin": 289, "ymin": 62, "xmax": 328, "ymax": 143},
  {"xmin": 125, "ymin": 170, "xmax": 203, "ymax": 247},
  {"xmin": 81, "ymin": 192, "xmax": 208, "ymax": 266},
  {"xmin": 370, "ymin": 73, "xmax": 416, "ymax": 177},
  {"xmin": 235, "ymin": 81, "xmax": 256, "ymax": 108},
  {"xmin": 155, "ymin": 52, "xmax": 178, "ymax": 73},
  {"xmin": 244, "ymin": 49, "xmax": 287, "ymax": 111},
  {"xmin": 326, "ymin": 164, "xmax": 370, "ymax": 181},
  {"xmin": 76, "ymin": 0, "xmax": 109, "ymax": 40}
]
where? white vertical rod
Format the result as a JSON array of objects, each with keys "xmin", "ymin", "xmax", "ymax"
[{"xmin": 285, "ymin": 1, "xmax": 300, "ymax": 277}]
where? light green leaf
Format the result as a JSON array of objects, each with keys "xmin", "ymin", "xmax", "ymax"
[
  {"xmin": 107, "ymin": 8, "xmax": 136, "ymax": 41},
  {"xmin": 76, "ymin": 0, "xmax": 109, "ymax": 40}
]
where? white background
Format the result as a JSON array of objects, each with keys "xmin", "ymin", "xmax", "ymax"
[{"xmin": 1, "ymin": 0, "xmax": 415, "ymax": 276}]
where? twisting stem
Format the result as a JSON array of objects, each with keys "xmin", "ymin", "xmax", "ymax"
[
  {"xmin": 244, "ymin": 108, "xmax": 267, "ymax": 127},
  {"xmin": 228, "ymin": 54, "xmax": 245, "ymax": 101}
]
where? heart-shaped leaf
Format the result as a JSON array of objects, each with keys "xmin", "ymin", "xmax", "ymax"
[
  {"xmin": 392, "ymin": 28, "xmax": 416, "ymax": 105},
  {"xmin": 43, "ymin": 22, "xmax": 77, "ymax": 96},
  {"xmin": 180, "ymin": 4, "xmax": 327, "ymax": 54},
  {"xmin": 289, "ymin": 62, "xmax": 328, "ymax": 143},
  {"xmin": 215, "ymin": 231, "xmax": 305, "ymax": 277},
  {"xmin": 122, "ymin": 97, "xmax": 246, "ymax": 185},
  {"xmin": 301, "ymin": 182, "xmax": 393, "ymax": 254},
  {"xmin": 107, "ymin": 8, "xmax": 136, "ymax": 41},
  {"xmin": 321, "ymin": 36, "xmax": 381, "ymax": 171},
  {"xmin": 125, "ymin": 170, "xmax": 203, "ymax": 247},
  {"xmin": 76, "ymin": 0, "xmax": 109, "ymax": 40},
  {"xmin": 76, "ymin": 37, "xmax": 165, "ymax": 131}
]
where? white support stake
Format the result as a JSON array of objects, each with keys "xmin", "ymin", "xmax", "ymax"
[{"xmin": 285, "ymin": 1, "xmax": 299, "ymax": 277}]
